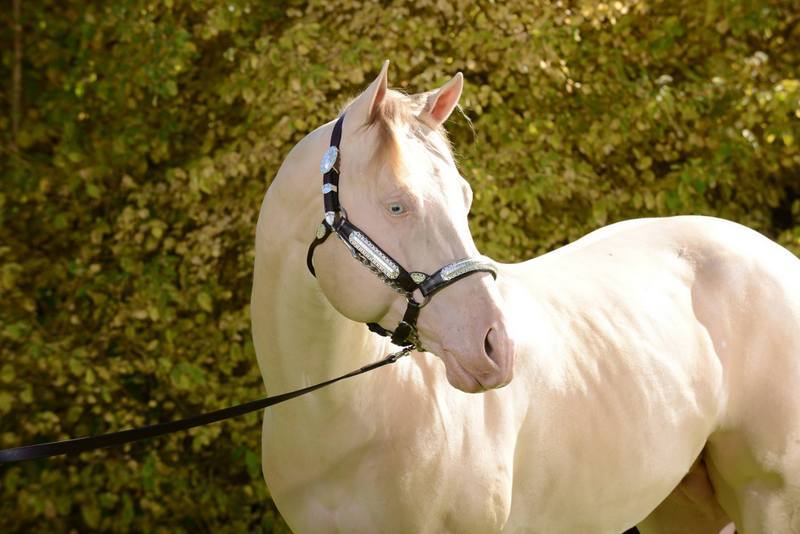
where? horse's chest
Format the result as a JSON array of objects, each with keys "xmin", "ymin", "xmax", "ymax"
[
  {"xmin": 264, "ymin": 412, "xmax": 512, "ymax": 533},
  {"xmin": 316, "ymin": 456, "xmax": 509, "ymax": 533}
]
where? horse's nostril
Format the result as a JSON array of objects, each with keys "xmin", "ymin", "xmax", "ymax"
[{"xmin": 484, "ymin": 327, "xmax": 495, "ymax": 362}]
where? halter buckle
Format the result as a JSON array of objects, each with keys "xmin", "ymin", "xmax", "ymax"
[{"xmin": 408, "ymin": 292, "xmax": 431, "ymax": 308}]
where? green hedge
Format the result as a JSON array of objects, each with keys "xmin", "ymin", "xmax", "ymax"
[{"xmin": 1, "ymin": 0, "xmax": 798, "ymax": 531}]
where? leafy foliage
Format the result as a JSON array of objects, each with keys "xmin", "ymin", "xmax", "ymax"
[{"xmin": 1, "ymin": 0, "xmax": 798, "ymax": 531}]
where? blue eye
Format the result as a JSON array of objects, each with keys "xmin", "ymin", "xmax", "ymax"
[{"xmin": 388, "ymin": 202, "xmax": 406, "ymax": 216}]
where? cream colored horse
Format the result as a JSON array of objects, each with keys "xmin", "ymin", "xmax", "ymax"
[{"xmin": 251, "ymin": 62, "xmax": 800, "ymax": 533}]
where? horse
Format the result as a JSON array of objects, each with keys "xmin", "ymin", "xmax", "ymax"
[{"xmin": 250, "ymin": 61, "xmax": 800, "ymax": 533}]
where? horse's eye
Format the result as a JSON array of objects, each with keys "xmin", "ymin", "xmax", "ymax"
[{"xmin": 388, "ymin": 202, "xmax": 406, "ymax": 216}]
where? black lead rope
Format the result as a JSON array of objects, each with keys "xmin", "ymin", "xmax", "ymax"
[
  {"xmin": 1, "ymin": 111, "xmax": 495, "ymax": 465},
  {"xmin": 0, "ymin": 347, "xmax": 411, "ymax": 464}
]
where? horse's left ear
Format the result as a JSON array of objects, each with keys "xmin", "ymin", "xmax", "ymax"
[{"xmin": 419, "ymin": 72, "xmax": 464, "ymax": 129}]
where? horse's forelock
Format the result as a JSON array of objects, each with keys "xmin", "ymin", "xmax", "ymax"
[{"xmin": 343, "ymin": 89, "xmax": 453, "ymax": 180}]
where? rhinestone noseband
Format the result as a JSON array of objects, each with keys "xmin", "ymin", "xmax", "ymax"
[{"xmin": 306, "ymin": 114, "xmax": 497, "ymax": 350}]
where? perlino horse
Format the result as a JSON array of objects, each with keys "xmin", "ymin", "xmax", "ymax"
[{"xmin": 251, "ymin": 61, "xmax": 800, "ymax": 533}]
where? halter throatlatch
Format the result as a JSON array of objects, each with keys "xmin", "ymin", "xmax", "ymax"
[{"xmin": 306, "ymin": 114, "xmax": 498, "ymax": 350}]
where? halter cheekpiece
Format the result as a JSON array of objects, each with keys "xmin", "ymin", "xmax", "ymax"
[{"xmin": 306, "ymin": 114, "xmax": 498, "ymax": 350}]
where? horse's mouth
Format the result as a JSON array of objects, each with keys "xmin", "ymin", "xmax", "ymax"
[{"xmin": 440, "ymin": 348, "xmax": 509, "ymax": 393}]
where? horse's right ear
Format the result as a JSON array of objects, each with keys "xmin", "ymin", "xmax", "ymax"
[{"xmin": 348, "ymin": 60, "xmax": 389, "ymax": 125}]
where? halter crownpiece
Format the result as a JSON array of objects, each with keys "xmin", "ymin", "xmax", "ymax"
[{"xmin": 306, "ymin": 114, "xmax": 498, "ymax": 349}]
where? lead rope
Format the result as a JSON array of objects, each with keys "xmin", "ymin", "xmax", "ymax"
[{"xmin": 0, "ymin": 346, "xmax": 412, "ymax": 464}]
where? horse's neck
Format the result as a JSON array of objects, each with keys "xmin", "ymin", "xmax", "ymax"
[
  {"xmin": 251, "ymin": 172, "xmax": 388, "ymax": 410},
  {"xmin": 252, "ymin": 249, "xmax": 373, "ymax": 388}
]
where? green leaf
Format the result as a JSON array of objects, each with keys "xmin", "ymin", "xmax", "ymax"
[{"xmin": 197, "ymin": 292, "xmax": 213, "ymax": 312}]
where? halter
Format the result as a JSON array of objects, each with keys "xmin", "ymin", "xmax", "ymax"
[{"xmin": 306, "ymin": 114, "xmax": 497, "ymax": 350}]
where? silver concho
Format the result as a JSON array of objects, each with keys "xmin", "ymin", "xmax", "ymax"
[
  {"xmin": 321, "ymin": 183, "xmax": 338, "ymax": 194},
  {"xmin": 319, "ymin": 146, "xmax": 339, "ymax": 174},
  {"xmin": 315, "ymin": 223, "xmax": 327, "ymax": 239},
  {"xmin": 410, "ymin": 272, "xmax": 427, "ymax": 284},
  {"xmin": 440, "ymin": 257, "xmax": 497, "ymax": 281},
  {"xmin": 348, "ymin": 231, "xmax": 400, "ymax": 280}
]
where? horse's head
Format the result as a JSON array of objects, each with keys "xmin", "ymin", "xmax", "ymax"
[{"xmin": 311, "ymin": 62, "xmax": 515, "ymax": 393}]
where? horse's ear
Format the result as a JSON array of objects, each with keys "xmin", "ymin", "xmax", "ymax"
[
  {"xmin": 349, "ymin": 60, "xmax": 389, "ymax": 125},
  {"xmin": 419, "ymin": 72, "xmax": 463, "ymax": 129}
]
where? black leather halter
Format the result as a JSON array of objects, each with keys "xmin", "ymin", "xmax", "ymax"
[{"xmin": 306, "ymin": 114, "xmax": 497, "ymax": 349}]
